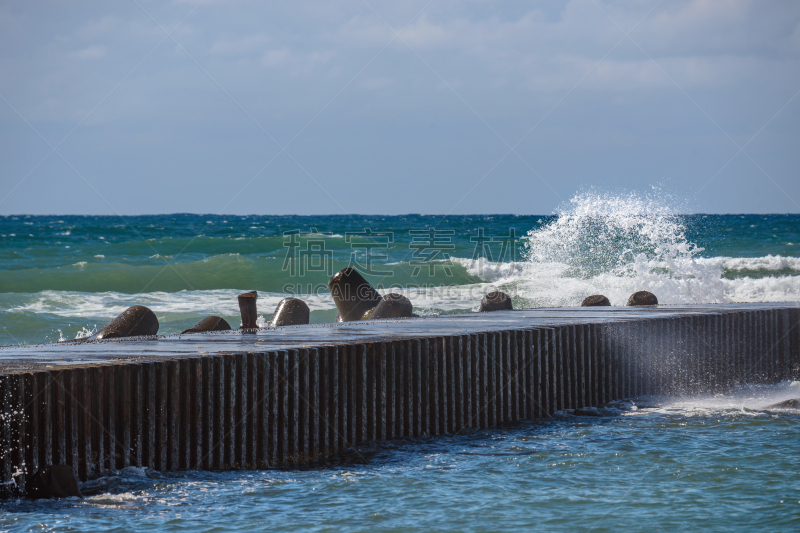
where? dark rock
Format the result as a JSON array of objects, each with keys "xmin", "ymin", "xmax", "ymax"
[
  {"xmin": 479, "ymin": 291, "xmax": 513, "ymax": 312},
  {"xmin": 28, "ymin": 465, "xmax": 82, "ymax": 499},
  {"xmin": 370, "ymin": 293, "xmax": 413, "ymax": 320},
  {"xmin": 605, "ymin": 399, "xmax": 636, "ymax": 410},
  {"xmin": 627, "ymin": 290, "xmax": 658, "ymax": 306},
  {"xmin": 765, "ymin": 398, "xmax": 800, "ymax": 410},
  {"xmin": 181, "ymin": 316, "xmax": 231, "ymax": 334},
  {"xmin": 328, "ymin": 268, "xmax": 382, "ymax": 322},
  {"xmin": 90, "ymin": 305, "xmax": 159, "ymax": 340},
  {"xmin": 270, "ymin": 297, "xmax": 310, "ymax": 327},
  {"xmin": 581, "ymin": 294, "xmax": 611, "ymax": 307},
  {"xmin": 238, "ymin": 291, "xmax": 259, "ymax": 330}
]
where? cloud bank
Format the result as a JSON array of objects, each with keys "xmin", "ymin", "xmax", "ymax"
[{"xmin": 1, "ymin": 0, "xmax": 798, "ymax": 214}]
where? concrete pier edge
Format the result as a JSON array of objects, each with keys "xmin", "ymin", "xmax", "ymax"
[{"xmin": 1, "ymin": 303, "xmax": 799, "ymax": 497}]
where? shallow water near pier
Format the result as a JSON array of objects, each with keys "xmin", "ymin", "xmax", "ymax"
[{"xmin": 3, "ymin": 383, "xmax": 800, "ymax": 532}]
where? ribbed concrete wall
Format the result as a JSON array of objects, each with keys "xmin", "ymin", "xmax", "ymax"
[{"xmin": 1, "ymin": 307, "xmax": 799, "ymax": 496}]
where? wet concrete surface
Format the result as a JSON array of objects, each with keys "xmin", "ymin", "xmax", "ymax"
[{"xmin": 1, "ymin": 303, "xmax": 796, "ymax": 372}]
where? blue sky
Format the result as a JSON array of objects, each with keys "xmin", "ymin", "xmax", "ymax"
[{"xmin": 1, "ymin": 0, "xmax": 799, "ymax": 215}]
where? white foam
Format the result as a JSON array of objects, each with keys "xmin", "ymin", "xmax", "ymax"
[
  {"xmin": 711, "ymin": 255, "xmax": 800, "ymax": 272},
  {"xmin": 86, "ymin": 491, "xmax": 141, "ymax": 504},
  {"xmin": 660, "ymin": 381, "xmax": 800, "ymax": 413},
  {"xmin": 4, "ymin": 289, "xmax": 337, "ymax": 318},
  {"xmin": 454, "ymin": 190, "xmax": 800, "ymax": 307}
]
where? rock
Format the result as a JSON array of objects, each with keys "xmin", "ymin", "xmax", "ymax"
[
  {"xmin": 28, "ymin": 465, "xmax": 82, "ymax": 499},
  {"xmin": 237, "ymin": 291, "xmax": 259, "ymax": 330},
  {"xmin": 270, "ymin": 297, "xmax": 310, "ymax": 327},
  {"xmin": 627, "ymin": 290, "xmax": 658, "ymax": 306},
  {"xmin": 604, "ymin": 399, "xmax": 637, "ymax": 413},
  {"xmin": 328, "ymin": 268, "xmax": 382, "ymax": 322},
  {"xmin": 90, "ymin": 305, "xmax": 159, "ymax": 340},
  {"xmin": 581, "ymin": 294, "xmax": 611, "ymax": 307},
  {"xmin": 479, "ymin": 291, "xmax": 513, "ymax": 312},
  {"xmin": 370, "ymin": 293, "xmax": 413, "ymax": 320},
  {"xmin": 181, "ymin": 316, "xmax": 231, "ymax": 334},
  {"xmin": 576, "ymin": 405, "xmax": 626, "ymax": 417},
  {"xmin": 765, "ymin": 398, "xmax": 800, "ymax": 409}
]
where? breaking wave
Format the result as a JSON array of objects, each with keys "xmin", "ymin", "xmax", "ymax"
[{"xmin": 455, "ymin": 190, "xmax": 800, "ymax": 306}]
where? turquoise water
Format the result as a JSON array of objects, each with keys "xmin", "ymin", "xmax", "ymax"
[
  {"xmin": 2, "ymin": 192, "xmax": 800, "ymax": 529},
  {"xmin": 1, "ymin": 191, "xmax": 799, "ymax": 345},
  {"xmin": 3, "ymin": 385, "xmax": 800, "ymax": 531}
]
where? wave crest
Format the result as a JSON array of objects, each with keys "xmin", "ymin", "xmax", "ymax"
[{"xmin": 453, "ymin": 190, "xmax": 800, "ymax": 306}]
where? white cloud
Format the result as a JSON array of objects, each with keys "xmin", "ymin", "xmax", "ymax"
[
  {"xmin": 210, "ymin": 33, "xmax": 270, "ymax": 54},
  {"xmin": 334, "ymin": 15, "xmax": 393, "ymax": 47},
  {"xmin": 329, "ymin": 0, "xmax": 800, "ymax": 93},
  {"xmin": 68, "ymin": 45, "xmax": 107, "ymax": 60},
  {"xmin": 400, "ymin": 16, "xmax": 452, "ymax": 48},
  {"xmin": 262, "ymin": 48, "xmax": 292, "ymax": 67},
  {"xmin": 1, "ymin": 0, "xmax": 799, "ymax": 215},
  {"xmin": 3, "ymin": 0, "xmax": 799, "ymax": 122},
  {"xmin": 261, "ymin": 48, "xmax": 336, "ymax": 75},
  {"xmin": 75, "ymin": 15, "xmax": 119, "ymax": 40}
]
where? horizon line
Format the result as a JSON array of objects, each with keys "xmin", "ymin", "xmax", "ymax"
[{"xmin": 1, "ymin": 212, "xmax": 799, "ymax": 218}]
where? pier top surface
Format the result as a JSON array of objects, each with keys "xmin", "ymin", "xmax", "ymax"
[{"xmin": 1, "ymin": 302, "xmax": 797, "ymax": 373}]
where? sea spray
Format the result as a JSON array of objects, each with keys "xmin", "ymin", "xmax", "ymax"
[
  {"xmin": 458, "ymin": 190, "xmax": 731, "ymax": 306},
  {"xmin": 523, "ymin": 189, "xmax": 730, "ymax": 305}
]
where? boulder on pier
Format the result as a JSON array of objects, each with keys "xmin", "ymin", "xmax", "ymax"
[
  {"xmin": 328, "ymin": 268, "xmax": 382, "ymax": 322},
  {"xmin": 181, "ymin": 316, "xmax": 231, "ymax": 334},
  {"xmin": 270, "ymin": 297, "xmax": 310, "ymax": 326},
  {"xmin": 238, "ymin": 290, "xmax": 259, "ymax": 330},
  {"xmin": 91, "ymin": 305, "xmax": 159, "ymax": 340},
  {"xmin": 480, "ymin": 291, "xmax": 513, "ymax": 312},
  {"xmin": 627, "ymin": 291, "xmax": 658, "ymax": 306},
  {"xmin": 370, "ymin": 293, "xmax": 413, "ymax": 319},
  {"xmin": 581, "ymin": 295, "xmax": 611, "ymax": 307}
]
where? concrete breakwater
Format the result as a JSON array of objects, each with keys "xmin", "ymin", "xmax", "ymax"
[{"xmin": 1, "ymin": 303, "xmax": 799, "ymax": 497}]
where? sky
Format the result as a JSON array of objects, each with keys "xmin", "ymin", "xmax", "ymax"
[{"xmin": 1, "ymin": 0, "xmax": 799, "ymax": 216}]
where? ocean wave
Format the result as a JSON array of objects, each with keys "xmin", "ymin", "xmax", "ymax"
[
  {"xmin": 2, "ymin": 196, "xmax": 799, "ymax": 346},
  {"xmin": 0, "ymin": 254, "xmax": 481, "ymax": 294},
  {"xmin": 2, "ymin": 289, "xmax": 336, "ymax": 319},
  {"xmin": 0, "ymin": 286, "xmax": 485, "ymax": 344},
  {"xmin": 453, "ymin": 189, "xmax": 800, "ymax": 306},
  {"xmin": 454, "ymin": 255, "xmax": 800, "ymax": 303},
  {"xmin": 714, "ymin": 255, "xmax": 800, "ymax": 277},
  {"xmin": 1, "ymin": 270, "xmax": 798, "ymax": 346}
]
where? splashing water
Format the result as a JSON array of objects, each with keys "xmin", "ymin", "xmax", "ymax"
[
  {"xmin": 480, "ymin": 190, "xmax": 730, "ymax": 307},
  {"xmin": 525, "ymin": 190, "xmax": 699, "ymax": 275},
  {"xmin": 74, "ymin": 325, "xmax": 96, "ymax": 340}
]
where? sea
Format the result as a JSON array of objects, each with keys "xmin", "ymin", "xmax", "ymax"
[{"xmin": 1, "ymin": 191, "xmax": 800, "ymax": 530}]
